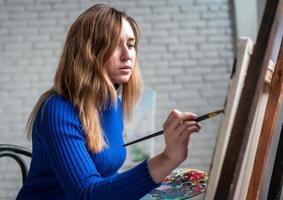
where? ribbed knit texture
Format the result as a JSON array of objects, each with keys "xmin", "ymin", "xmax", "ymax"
[{"xmin": 16, "ymin": 95, "xmax": 159, "ymax": 200}]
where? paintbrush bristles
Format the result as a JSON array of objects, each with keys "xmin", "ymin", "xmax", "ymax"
[{"xmin": 195, "ymin": 109, "xmax": 224, "ymax": 122}]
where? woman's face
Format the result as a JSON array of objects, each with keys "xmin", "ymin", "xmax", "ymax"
[{"xmin": 105, "ymin": 18, "xmax": 136, "ymax": 84}]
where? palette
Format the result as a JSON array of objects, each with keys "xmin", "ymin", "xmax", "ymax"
[{"xmin": 141, "ymin": 168, "xmax": 208, "ymax": 200}]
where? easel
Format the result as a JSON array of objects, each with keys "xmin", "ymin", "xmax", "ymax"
[
  {"xmin": 247, "ymin": 38, "xmax": 283, "ymax": 200},
  {"xmin": 268, "ymin": 123, "xmax": 283, "ymax": 199},
  {"xmin": 213, "ymin": 0, "xmax": 283, "ymax": 199}
]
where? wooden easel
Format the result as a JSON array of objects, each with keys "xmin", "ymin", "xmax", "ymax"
[
  {"xmin": 214, "ymin": 0, "xmax": 283, "ymax": 199},
  {"xmin": 247, "ymin": 38, "xmax": 283, "ymax": 200},
  {"xmin": 267, "ymin": 123, "xmax": 283, "ymax": 200}
]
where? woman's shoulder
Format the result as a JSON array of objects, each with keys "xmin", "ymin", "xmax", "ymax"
[
  {"xmin": 45, "ymin": 94, "xmax": 70, "ymax": 105},
  {"xmin": 41, "ymin": 94, "xmax": 77, "ymax": 116}
]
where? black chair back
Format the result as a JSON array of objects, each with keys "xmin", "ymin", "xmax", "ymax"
[{"xmin": 0, "ymin": 144, "xmax": 32, "ymax": 184}]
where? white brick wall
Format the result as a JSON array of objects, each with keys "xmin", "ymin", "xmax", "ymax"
[{"xmin": 0, "ymin": 0, "xmax": 235, "ymax": 199}]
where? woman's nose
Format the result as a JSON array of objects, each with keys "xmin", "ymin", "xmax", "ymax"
[{"xmin": 120, "ymin": 45, "xmax": 130, "ymax": 62}]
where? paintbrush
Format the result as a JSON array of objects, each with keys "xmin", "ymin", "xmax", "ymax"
[{"xmin": 123, "ymin": 109, "xmax": 224, "ymax": 147}]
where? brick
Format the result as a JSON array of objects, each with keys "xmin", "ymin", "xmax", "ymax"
[
  {"xmin": 169, "ymin": 59, "xmax": 198, "ymax": 67},
  {"xmin": 128, "ymin": 7, "xmax": 151, "ymax": 15},
  {"xmin": 53, "ymin": 3, "xmax": 79, "ymax": 10},
  {"xmin": 181, "ymin": 20, "xmax": 207, "ymax": 28},
  {"xmin": 141, "ymin": 45, "xmax": 167, "ymax": 53},
  {"xmin": 179, "ymin": 35, "xmax": 207, "ymax": 43},
  {"xmin": 173, "ymin": 74, "xmax": 203, "ymax": 82},
  {"xmin": 2, "ymin": 81, "xmax": 30, "ymax": 90},
  {"xmin": 167, "ymin": 0, "xmax": 194, "ymax": 5},
  {"xmin": 173, "ymin": 13, "xmax": 200, "ymax": 21},
  {"xmin": 143, "ymin": 13, "xmax": 171, "ymax": 22},
  {"xmin": 168, "ymin": 44, "xmax": 196, "ymax": 52},
  {"xmin": 180, "ymin": 5, "xmax": 208, "ymax": 13},
  {"xmin": 199, "ymin": 58, "xmax": 226, "ymax": 66},
  {"xmin": 4, "ymin": 42, "xmax": 32, "ymax": 51},
  {"xmin": 199, "ymin": 43, "xmax": 227, "ymax": 50},
  {"xmin": 27, "ymin": 19, "xmax": 57, "ymax": 27},
  {"xmin": 197, "ymin": 0, "xmax": 226, "ymax": 4},
  {"xmin": 0, "ymin": 74, "xmax": 11, "ymax": 82},
  {"xmin": 0, "ymin": 27, "xmax": 8, "ymax": 36},
  {"xmin": 190, "ymin": 51, "xmax": 212, "ymax": 59},
  {"xmin": 160, "ymin": 53, "xmax": 175, "ymax": 60},
  {"xmin": 39, "ymin": 11, "xmax": 65, "ymax": 18},
  {"xmin": 152, "ymin": 5, "xmax": 179, "ymax": 13},
  {"xmin": 170, "ymin": 90, "xmax": 199, "ymax": 99},
  {"xmin": 111, "ymin": 1, "xmax": 136, "ymax": 8},
  {"xmin": 185, "ymin": 66, "xmax": 213, "ymax": 74},
  {"xmin": 219, "ymin": 50, "xmax": 234, "ymax": 58},
  {"xmin": 33, "ymin": 41, "xmax": 61, "ymax": 49},
  {"xmin": 169, "ymin": 28, "xmax": 197, "ymax": 36},
  {"xmin": 142, "ymin": 53, "xmax": 161, "ymax": 60},
  {"xmin": 221, "ymin": 4, "xmax": 230, "ymax": 11},
  {"xmin": 141, "ymin": 70, "xmax": 155, "ymax": 76},
  {"xmin": 23, "ymin": 50, "xmax": 52, "ymax": 57},
  {"xmin": 39, "ymin": 27, "xmax": 65, "ymax": 34},
  {"xmin": 157, "ymin": 68, "xmax": 183, "ymax": 75},
  {"xmin": 208, "ymin": 19, "xmax": 230, "ymax": 27},
  {"xmin": 200, "ymin": 88, "xmax": 227, "ymax": 97},
  {"xmin": 156, "ymin": 83, "xmax": 183, "ymax": 91},
  {"xmin": 137, "ymin": 0, "xmax": 166, "ymax": 6},
  {"xmin": 198, "ymin": 27, "xmax": 219, "ymax": 35},
  {"xmin": 10, "ymin": 12, "xmax": 38, "ymax": 20},
  {"xmin": 2, "ymin": 5, "xmax": 25, "ymax": 11},
  {"xmin": 6, "ymin": 0, "xmax": 33, "ymax": 4},
  {"xmin": 208, "ymin": 4, "xmax": 222, "ymax": 11},
  {"xmin": 142, "ymin": 30, "xmax": 168, "ymax": 37},
  {"xmin": 1, "ymin": 20, "xmax": 26, "ymax": 28},
  {"xmin": 10, "ymin": 27, "xmax": 37, "ymax": 36},
  {"xmin": 201, "ymin": 11, "xmax": 229, "ymax": 19},
  {"xmin": 25, "ymin": 4, "xmax": 52, "ymax": 11},
  {"xmin": 147, "ymin": 76, "xmax": 172, "ymax": 84},
  {"xmin": 208, "ymin": 35, "xmax": 232, "ymax": 42},
  {"xmin": 175, "ymin": 52, "xmax": 189, "ymax": 59},
  {"xmin": 153, "ymin": 22, "xmax": 179, "ymax": 30},
  {"xmin": 149, "ymin": 36, "xmax": 178, "ymax": 44},
  {"xmin": 35, "ymin": 0, "xmax": 63, "ymax": 3}
]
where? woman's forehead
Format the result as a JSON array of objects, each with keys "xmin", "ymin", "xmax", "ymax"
[{"xmin": 121, "ymin": 18, "xmax": 135, "ymax": 41}]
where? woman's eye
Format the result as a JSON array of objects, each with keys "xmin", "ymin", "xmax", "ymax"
[{"xmin": 128, "ymin": 43, "xmax": 135, "ymax": 48}]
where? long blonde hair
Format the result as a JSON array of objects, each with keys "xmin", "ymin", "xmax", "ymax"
[{"xmin": 27, "ymin": 4, "xmax": 142, "ymax": 153}]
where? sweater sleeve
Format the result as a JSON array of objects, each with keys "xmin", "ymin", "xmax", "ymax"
[{"xmin": 40, "ymin": 96, "xmax": 159, "ymax": 200}]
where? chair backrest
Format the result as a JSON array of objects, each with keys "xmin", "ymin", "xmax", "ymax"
[{"xmin": 0, "ymin": 144, "xmax": 32, "ymax": 184}]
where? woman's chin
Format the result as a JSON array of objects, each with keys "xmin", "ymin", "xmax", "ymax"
[{"xmin": 112, "ymin": 76, "xmax": 131, "ymax": 84}]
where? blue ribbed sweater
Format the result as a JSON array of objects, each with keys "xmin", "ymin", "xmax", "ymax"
[{"xmin": 17, "ymin": 95, "xmax": 159, "ymax": 200}]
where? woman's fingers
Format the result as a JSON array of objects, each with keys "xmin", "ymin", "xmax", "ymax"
[
  {"xmin": 180, "ymin": 125, "xmax": 200, "ymax": 141},
  {"xmin": 163, "ymin": 110, "xmax": 198, "ymax": 132},
  {"xmin": 175, "ymin": 121, "xmax": 200, "ymax": 137},
  {"xmin": 163, "ymin": 110, "xmax": 183, "ymax": 132}
]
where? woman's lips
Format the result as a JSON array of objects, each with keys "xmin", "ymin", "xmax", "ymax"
[
  {"xmin": 119, "ymin": 65, "xmax": 131, "ymax": 69},
  {"xmin": 119, "ymin": 65, "xmax": 131, "ymax": 72}
]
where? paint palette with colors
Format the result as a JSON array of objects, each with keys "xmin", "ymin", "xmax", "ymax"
[{"xmin": 141, "ymin": 168, "xmax": 208, "ymax": 200}]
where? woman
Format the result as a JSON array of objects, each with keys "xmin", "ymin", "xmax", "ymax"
[{"xmin": 17, "ymin": 4, "xmax": 201, "ymax": 200}]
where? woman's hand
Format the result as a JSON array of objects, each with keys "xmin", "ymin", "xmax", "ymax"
[
  {"xmin": 162, "ymin": 109, "xmax": 201, "ymax": 166},
  {"xmin": 147, "ymin": 109, "xmax": 201, "ymax": 183}
]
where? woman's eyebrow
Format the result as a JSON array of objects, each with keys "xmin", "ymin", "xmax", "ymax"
[{"xmin": 128, "ymin": 37, "xmax": 135, "ymax": 43}]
